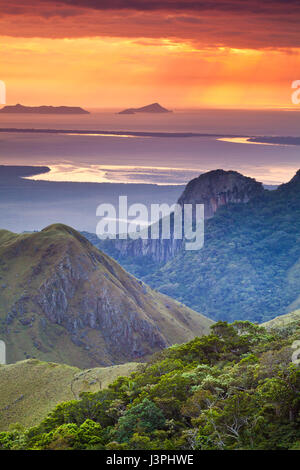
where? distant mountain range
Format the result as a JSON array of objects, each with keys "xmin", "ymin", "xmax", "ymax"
[
  {"xmin": 0, "ymin": 224, "xmax": 212, "ymax": 368},
  {"xmin": 0, "ymin": 104, "xmax": 89, "ymax": 114},
  {"xmin": 118, "ymin": 102, "xmax": 171, "ymax": 114},
  {"xmin": 1, "ymin": 166, "xmax": 299, "ymax": 370}
]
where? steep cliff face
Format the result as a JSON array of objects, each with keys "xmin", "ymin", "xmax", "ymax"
[
  {"xmin": 178, "ymin": 169, "xmax": 264, "ymax": 219},
  {"xmin": 0, "ymin": 224, "xmax": 212, "ymax": 368},
  {"xmin": 142, "ymin": 169, "xmax": 300, "ymax": 323},
  {"xmin": 102, "ymin": 169, "xmax": 264, "ymax": 264},
  {"xmin": 113, "ymin": 235, "xmax": 183, "ymax": 265}
]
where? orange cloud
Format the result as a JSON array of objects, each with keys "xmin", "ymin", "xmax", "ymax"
[{"xmin": 0, "ymin": 1, "xmax": 299, "ymax": 108}]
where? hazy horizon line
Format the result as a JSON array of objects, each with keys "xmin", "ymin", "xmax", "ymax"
[{"xmin": 1, "ymin": 104, "xmax": 300, "ymax": 113}]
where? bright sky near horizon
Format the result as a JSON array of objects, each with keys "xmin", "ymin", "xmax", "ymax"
[{"xmin": 0, "ymin": 0, "xmax": 299, "ymax": 109}]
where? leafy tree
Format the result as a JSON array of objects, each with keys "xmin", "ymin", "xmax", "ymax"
[{"xmin": 115, "ymin": 399, "xmax": 166, "ymax": 443}]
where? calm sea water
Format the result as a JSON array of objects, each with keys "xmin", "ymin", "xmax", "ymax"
[
  {"xmin": 1, "ymin": 108, "xmax": 300, "ymax": 232},
  {"xmin": 1, "ymin": 108, "xmax": 300, "ymax": 186}
]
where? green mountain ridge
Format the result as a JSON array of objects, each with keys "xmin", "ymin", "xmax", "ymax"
[
  {"xmin": 90, "ymin": 169, "xmax": 300, "ymax": 324},
  {"xmin": 0, "ymin": 224, "xmax": 212, "ymax": 368}
]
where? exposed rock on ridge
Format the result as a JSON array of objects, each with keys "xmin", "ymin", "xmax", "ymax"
[
  {"xmin": 107, "ymin": 169, "xmax": 264, "ymax": 263},
  {"xmin": 0, "ymin": 224, "xmax": 212, "ymax": 367},
  {"xmin": 178, "ymin": 169, "xmax": 264, "ymax": 219}
]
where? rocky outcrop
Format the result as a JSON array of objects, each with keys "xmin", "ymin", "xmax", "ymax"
[
  {"xmin": 105, "ymin": 170, "xmax": 264, "ymax": 263},
  {"xmin": 178, "ymin": 169, "xmax": 264, "ymax": 219}
]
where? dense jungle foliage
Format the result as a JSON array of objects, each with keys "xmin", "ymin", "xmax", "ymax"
[{"xmin": 1, "ymin": 320, "xmax": 299, "ymax": 450}]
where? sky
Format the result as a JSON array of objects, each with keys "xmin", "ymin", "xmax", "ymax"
[{"xmin": 0, "ymin": 0, "xmax": 300, "ymax": 109}]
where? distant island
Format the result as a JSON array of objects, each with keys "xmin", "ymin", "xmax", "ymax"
[
  {"xmin": 0, "ymin": 104, "xmax": 89, "ymax": 115},
  {"xmin": 118, "ymin": 102, "xmax": 172, "ymax": 115}
]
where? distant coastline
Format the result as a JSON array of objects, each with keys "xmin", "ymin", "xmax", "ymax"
[
  {"xmin": 0, "ymin": 128, "xmax": 245, "ymax": 138},
  {"xmin": 248, "ymin": 136, "xmax": 300, "ymax": 145},
  {"xmin": 0, "ymin": 127, "xmax": 297, "ymax": 147},
  {"xmin": 218, "ymin": 136, "xmax": 299, "ymax": 146}
]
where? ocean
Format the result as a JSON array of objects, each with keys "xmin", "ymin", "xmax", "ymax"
[{"xmin": 1, "ymin": 108, "xmax": 300, "ymax": 232}]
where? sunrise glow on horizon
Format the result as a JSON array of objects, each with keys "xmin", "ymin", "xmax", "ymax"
[{"xmin": 1, "ymin": 1, "xmax": 299, "ymax": 110}]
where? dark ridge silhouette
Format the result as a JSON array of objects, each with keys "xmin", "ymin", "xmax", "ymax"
[
  {"xmin": 0, "ymin": 104, "xmax": 89, "ymax": 114},
  {"xmin": 118, "ymin": 102, "xmax": 172, "ymax": 114}
]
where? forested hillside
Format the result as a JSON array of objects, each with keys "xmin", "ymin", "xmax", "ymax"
[
  {"xmin": 1, "ymin": 317, "xmax": 299, "ymax": 450},
  {"xmin": 89, "ymin": 170, "xmax": 300, "ymax": 323}
]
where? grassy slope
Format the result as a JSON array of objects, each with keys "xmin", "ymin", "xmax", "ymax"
[
  {"xmin": 0, "ymin": 224, "xmax": 213, "ymax": 367},
  {"xmin": 0, "ymin": 359, "xmax": 139, "ymax": 431},
  {"xmin": 262, "ymin": 309, "xmax": 300, "ymax": 329}
]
